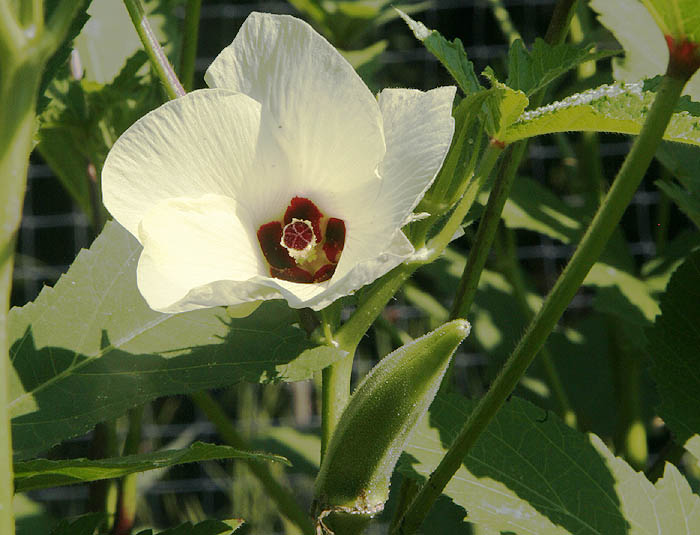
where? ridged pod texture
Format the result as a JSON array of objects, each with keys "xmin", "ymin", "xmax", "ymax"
[{"xmin": 313, "ymin": 319, "xmax": 471, "ymax": 533}]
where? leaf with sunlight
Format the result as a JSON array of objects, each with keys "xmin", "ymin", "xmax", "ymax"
[
  {"xmin": 401, "ymin": 394, "xmax": 700, "ymax": 533},
  {"xmin": 14, "ymin": 441, "xmax": 287, "ymax": 492},
  {"xmin": 504, "ymin": 80, "xmax": 700, "ymax": 145},
  {"xmin": 8, "ymin": 222, "xmax": 345, "ymax": 460}
]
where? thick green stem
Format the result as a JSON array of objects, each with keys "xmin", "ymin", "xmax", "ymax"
[
  {"xmin": 123, "ymin": 0, "xmax": 185, "ymax": 99},
  {"xmin": 0, "ymin": 267, "xmax": 15, "ymax": 534},
  {"xmin": 321, "ymin": 142, "xmax": 502, "ymax": 450},
  {"xmin": 543, "ymin": 0, "xmax": 578, "ymax": 46},
  {"xmin": 393, "ymin": 72, "xmax": 688, "ymax": 535},
  {"xmin": 0, "ymin": 54, "xmax": 44, "ymax": 535},
  {"xmin": 321, "ymin": 140, "xmax": 496, "ymax": 446},
  {"xmin": 449, "ymin": 142, "xmax": 523, "ymax": 319},
  {"xmin": 191, "ymin": 391, "xmax": 314, "ymax": 535},
  {"xmin": 427, "ymin": 143, "xmax": 503, "ymax": 263},
  {"xmin": 179, "ymin": 0, "xmax": 202, "ymax": 91},
  {"xmin": 321, "ymin": 266, "xmax": 413, "ymax": 456},
  {"xmin": 448, "ymin": 0, "xmax": 578, "ymax": 320},
  {"xmin": 0, "ymin": 4, "xmax": 89, "ymax": 531},
  {"xmin": 321, "ymin": 353, "xmax": 353, "ymax": 459}
]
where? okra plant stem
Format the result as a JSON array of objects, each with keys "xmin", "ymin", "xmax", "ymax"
[
  {"xmin": 123, "ymin": 0, "xmax": 185, "ymax": 99},
  {"xmin": 0, "ymin": 2, "xmax": 87, "ymax": 532},
  {"xmin": 394, "ymin": 71, "xmax": 689, "ymax": 535}
]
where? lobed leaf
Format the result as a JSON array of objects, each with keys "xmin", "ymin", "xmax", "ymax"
[
  {"xmin": 506, "ymin": 38, "xmax": 619, "ymax": 96},
  {"xmin": 479, "ymin": 68, "xmax": 529, "ymax": 140},
  {"xmin": 503, "ymin": 81, "xmax": 700, "ymax": 145},
  {"xmin": 39, "ymin": 0, "xmax": 92, "ymax": 100},
  {"xmin": 14, "ymin": 441, "xmax": 287, "ymax": 492},
  {"xmin": 9, "ymin": 222, "xmax": 345, "ymax": 460},
  {"xmin": 401, "ymin": 394, "xmax": 700, "ymax": 534}
]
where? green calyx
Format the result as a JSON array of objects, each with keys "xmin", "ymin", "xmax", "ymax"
[{"xmin": 313, "ymin": 319, "xmax": 471, "ymax": 533}]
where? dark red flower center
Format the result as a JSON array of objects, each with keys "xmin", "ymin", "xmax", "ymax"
[
  {"xmin": 257, "ymin": 197, "xmax": 346, "ymax": 284},
  {"xmin": 283, "ymin": 219, "xmax": 315, "ymax": 252}
]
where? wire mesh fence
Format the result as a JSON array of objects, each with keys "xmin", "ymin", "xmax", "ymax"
[{"xmin": 15, "ymin": 0, "xmax": 681, "ymax": 532}]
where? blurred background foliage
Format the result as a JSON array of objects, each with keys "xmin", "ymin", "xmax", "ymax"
[{"xmin": 15, "ymin": 0, "xmax": 700, "ymax": 533}]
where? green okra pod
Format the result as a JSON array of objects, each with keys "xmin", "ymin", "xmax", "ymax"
[{"xmin": 313, "ymin": 319, "xmax": 471, "ymax": 534}]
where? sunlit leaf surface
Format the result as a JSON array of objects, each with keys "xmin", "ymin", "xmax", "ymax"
[
  {"xmin": 504, "ymin": 81, "xmax": 700, "ymax": 145},
  {"xmin": 9, "ymin": 222, "xmax": 345, "ymax": 460},
  {"xmin": 402, "ymin": 394, "xmax": 700, "ymax": 533}
]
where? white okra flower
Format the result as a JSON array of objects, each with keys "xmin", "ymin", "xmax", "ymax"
[{"xmin": 102, "ymin": 12, "xmax": 455, "ymax": 315}]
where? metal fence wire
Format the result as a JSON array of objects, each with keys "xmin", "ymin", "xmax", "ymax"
[{"xmin": 16, "ymin": 0, "xmax": 679, "ymax": 531}]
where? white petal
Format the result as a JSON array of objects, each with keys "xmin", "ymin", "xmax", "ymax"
[
  {"xmin": 136, "ymin": 194, "xmax": 275, "ymax": 313},
  {"xmin": 205, "ymin": 12, "xmax": 386, "ymax": 197},
  {"xmin": 376, "ymin": 86, "xmax": 456, "ymax": 228},
  {"xmin": 102, "ymin": 89, "xmax": 265, "ymax": 237}
]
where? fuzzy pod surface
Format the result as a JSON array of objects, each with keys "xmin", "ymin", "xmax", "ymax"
[{"xmin": 313, "ymin": 319, "xmax": 471, "ymax": 532}]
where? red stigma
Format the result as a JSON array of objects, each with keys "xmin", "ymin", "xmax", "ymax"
[
  {"xmin": 283, "ymin": 220, "xmax": 315, "ymax": 250},
  {"xmin": 257, "ymin": 197, "xmax": 346, "ymax": 284}
]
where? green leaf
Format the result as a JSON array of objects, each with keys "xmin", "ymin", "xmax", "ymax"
[
  {"xmin": 506, "ymin": 38, "xmax": 619, "ymax": 96},
  {"xmin": 655, "ymin": 143, "xmax": 700, "ymax": 229},
  {"xmin": 402, "ymin": 394, "xmax": 700, "ymax": 534},
  {"xmin": 500, "ymin": 175, "xmax": 583, "ymax": 243},
  {"xmin": 14, "ymin": 441, "xmax": 286, "ymax": 492},
  {"xmin": 648, "ymin": 250, "xmax": 700, "ymax": 455},
  {"xmin": 504, "ymin": 81, "xmax": 700, "ymax": 145},
  {"xmin": 135, "ymin": 519, "xmax": 244, "ymax": 535},
  {"xmin": 37, "ymin": 51, "xmax": 164, "ymax": 221},
  {"xmin": 9, "ymin": 222, "xmax": 346, "ymax": 460},
  {"xmin": 589, "ymin": 0, "xmax": 700, "ymax": 100},
  {"xmin": 39, "ymin": 0, "xmax": 92, "ymax": 98},
  {"xmin": 398, "ymin": 10, "xmax": 482, "ymax": 95},
  {"xmin": 480, "ymin": 69, "xmax": 529, "ymax": 140},
  {"xmin": 640, "ymin": 0, "xmax": 700, "ymax": 43},
  {"xmin": 254, "ymin": 426, "xmax": 320, "ymax": 476},
  {"xmin": 49, "ymin": 513, "xmax": 106, "ymax": 535}
]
